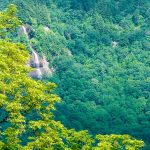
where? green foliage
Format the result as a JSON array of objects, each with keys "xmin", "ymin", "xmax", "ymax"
[
  {"xmin": 5, "ymin": 0, "xmax": 149, "ymax": 149},
  {"xmin": 0, "ymin": 4, "xmax": 21, "ymax": 38},
  {"xmin": 93, "ymin": 134, "xmax": 144, "ymax": 150},
  {"xmin": 0, "ymin": 3, "xmax": 148, "ymax": 150}
]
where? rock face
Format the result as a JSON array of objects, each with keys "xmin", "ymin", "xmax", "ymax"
[
  {"xmin": 20, "ymin": 25, "xmax": 53, "ymax": 79},
  {"xmin": 112, "ymin": 41, "xmax": 118, "ymax": 48},
  {"xmin": 40, "ymin": 55, "xmax": 54, "ymax": 76},
  {"xmin": 43, "ymin": 26, "xmax": 50, "ymax": 32}
]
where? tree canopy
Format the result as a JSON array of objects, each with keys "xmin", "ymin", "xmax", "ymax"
[{"xmin": 0, "ymin": 5, "xmax": 145, "ymax": 150}]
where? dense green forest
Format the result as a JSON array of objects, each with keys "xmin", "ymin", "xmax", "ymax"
[{"xmin": 0, "ymin": 0, "xmax": 150, "ymax": 149}]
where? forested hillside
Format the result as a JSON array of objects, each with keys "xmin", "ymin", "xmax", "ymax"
[{"xmin": 0, "ymin": 0, "xmax": 150, "ymax": 149}]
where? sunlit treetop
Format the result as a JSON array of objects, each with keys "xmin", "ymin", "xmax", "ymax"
[{"xmin": 0, "ymin": 4, "xmax": 21, "ymax": 38}]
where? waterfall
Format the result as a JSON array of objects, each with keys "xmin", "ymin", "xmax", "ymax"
[
  {"xmin": 32, "ymin": 50, "xmax": 42, "ymax": 79},
  {"xmin": 22, "ymin": 25, "xmax": 42, "ymax": 79},
  {"xmin": 22, "ymin": 26, "xmax": 28, "ymax": 37}
]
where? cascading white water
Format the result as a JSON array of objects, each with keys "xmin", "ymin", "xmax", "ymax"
[
  {"xmin": 32, "ymin": 50, "xmax": 40, "ymax": 68},
  {"xmin": 32, "ymin": 50, "xmax": 42, "ymax": 78},
  {"xmin": 22, "ymin": 25, "xmax": 42, "ymax": 79},
  {"xmin": 22, "ymin": 26, "xmax": 28, "ymax": 37}
]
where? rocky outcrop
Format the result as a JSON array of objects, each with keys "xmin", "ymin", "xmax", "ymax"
[
  {"xmin": 112, "ymin": 41, "xmax": 118, "ymax": 48},
  {"xmin": 40, "ymin": 55, "xmax": 54, "ymax": 76},
  {"xmin": 43, "ymin": 26, "xmax": 50, "ymax": 32}
]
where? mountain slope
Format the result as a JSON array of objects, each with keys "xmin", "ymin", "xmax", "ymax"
[{"xmin": 1, "ymin": 0, "xmax": 150, "ymax": 149}]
